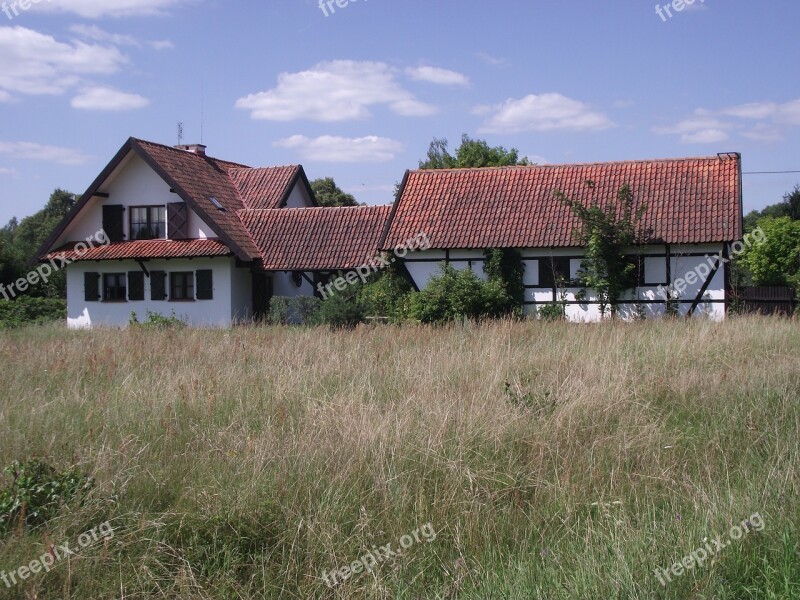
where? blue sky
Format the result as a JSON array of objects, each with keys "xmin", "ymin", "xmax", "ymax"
[{"xmin": 1, "ymin": 0, "xmax": 799, "ymax": 226}]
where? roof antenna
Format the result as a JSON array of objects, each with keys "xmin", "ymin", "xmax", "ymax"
[
  {"xmin": 200, "ymin": 80, "xmax": 204, "ymax": 145},
  {"xmin": 177, "ymin": 121, "xmax": 184, "ymax": 146}
]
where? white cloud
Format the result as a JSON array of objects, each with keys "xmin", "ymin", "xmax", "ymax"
[
  {"xmin": 274, "ymin": 135, "xmax": 404, "ymax": 163},
  {"xmin": 478, "ymin": 93, "xmax": 615, "ymax": 134},
  {"xmin": 0, "ymin": 167, "xmax": 18, "ymax": 176},
  {"xmin": 148, "ymin": 39, "xmax": 174, "ymax": 50},
  {"xmin": 652, "ymin": 114, "xmax": 731, "ymax": 144},
  {"xmin": 0, "ymin": 26, "xmax": 127, "ymax": 96},
  {"xmin": 655, "ymin": 97, "xmax": 800, "ymax": 145},
  {"xmin": 475, "ymin": 52, "xmax": 506, "ymax": 67},
  {"xmin": 0, "ymin": 141, "xmax": 93, "ymax": 166},
  {"xmin": 741, "ymin": 124, "xmax": 784, "ymax": 143},
  {"xmin": 71, "ymin": 86, "xmax": 149, "ymax": 110},
  {"xmin": 722, "ymin": 98, "xmax": 800, "ymax": 126},
  {"xmin": 69, "ymin": 24, "xmax": 139, "ymax": 46},
  {"xmin": 405, "ymin": 66, "xmax": 469, "ymax": 87},
  {"xmin": 69, "ymin": 24, "xmax": 174, "ymax": 50},
  {"xmin": 33, "ymin": 0, "xmax": 189, "ymax": 18},
  {"xmin": 0, "ymin": 90, "xmax": 11, "ymax": 102},
  {"xmin": 235, "ymin": 60, "xmax": 437, "ymax": 122}
]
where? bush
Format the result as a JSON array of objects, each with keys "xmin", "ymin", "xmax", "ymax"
[
  {"xmin": 0, "ymin": 297, "xmax": 66, "ymax": 328},
  {"xmin": 267, "ymin": 296, "xmax": 321, "ymax": 325},
  {"xmin": 358, "ymin": 266, "xmax": 414, "ymax": 321},
  {"xmin": 410, "ymin": 263, "xmax": 511, "ymax": 324},
  {"xmin": 317, "ymin": 288, "xmax": 366, "ymax": 329},
  {"xmin": 0, "ymin": 460, "xmax": 92, "ymax": 535},
  {"xmin": 129, "ymin": 310, "xmax": 187, "ymax": 329},
  {"xmin": 537, "ymin": 302, "xmax": 566, "ymax": 321}
]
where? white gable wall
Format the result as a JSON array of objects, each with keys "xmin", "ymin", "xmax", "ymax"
[
  {"xmin": 57, "ymin": 154, "xmax": 216, "ymax": 246},
  {"xmin": 284, "ymin": 182, "xmax": 314, "ymax": 208}
]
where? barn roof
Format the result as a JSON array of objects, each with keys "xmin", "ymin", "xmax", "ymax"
[{"xmin": 381, "ymin": 155, "xmax": 742, "ymax": 250}]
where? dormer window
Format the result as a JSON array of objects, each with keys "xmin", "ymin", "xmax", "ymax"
[{"xmin": 130, "ymin": 206, "xmax": 166, "ymax": 240}]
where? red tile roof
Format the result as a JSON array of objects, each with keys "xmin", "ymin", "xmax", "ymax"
[
  {"xmin": 239, "ymin": 206, "xmax": 393, "ymax": 270},
  {"xmin": 44, "ymin": 239, "xmax": 232, "ymax": 262},
  {"xmin": 132, "ymin": 139, "xmax": 264, "ymax": 260},
  {"xmin": 382, "ymin": 156, "xmax": 742, "ymax": 249},
  {"xmin": 228, "ymin": 166, "xmax": 303, "ymax": 209}
]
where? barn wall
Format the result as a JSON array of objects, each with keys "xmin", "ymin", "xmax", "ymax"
[{"xmin": 402, "ymin": 244, "xmax": 729, "ymax": 321}]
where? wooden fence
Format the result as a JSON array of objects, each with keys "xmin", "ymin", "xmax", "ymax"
[{"xmin": 731, "ymin": 286, "xmax": 797, "ymax": 315}]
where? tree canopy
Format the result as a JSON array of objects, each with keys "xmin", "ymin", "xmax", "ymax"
[
  {"xmin": 310, "ymin": 177, "xmax": 359, "ymax": 207},
  {"xmin": 418, "ymin": 134, "xmax": 530, "ymax": 170},
  {"xmin": 738, "ymin": 217, "xmax": 800, "ymax": 288},
  {"xmin": 0, "ymin": 189, "xmax": 75, "ymax": 298}
]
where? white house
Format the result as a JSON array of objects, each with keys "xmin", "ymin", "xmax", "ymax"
[
  {"xmin": 39, "ymin": 138, "xmax": 743, "ymax": 326},
  {"xmin": 38, "ymin": 138, "xmax": 386, "ymax": 328},
  {"xmin": 380, "ymin": 154, "xmax": 743, "ymax": 320}
]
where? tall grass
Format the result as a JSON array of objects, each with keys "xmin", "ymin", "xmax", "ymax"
[{"xmin": 0, "ymin": 317, "xmax": 797, "ymax": 599}]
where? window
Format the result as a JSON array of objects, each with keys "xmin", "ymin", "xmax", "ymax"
[
  {"xmin": 103, "ymin": 273, "xmax": 127, "ymax": 302},
  {"xmin": 539, "ymin": 257, "xmax": 571, "ymax": 288},
  {"xmin": 130, "ymin": 206, "xmax": 166, "ymax": 240},
  {"xmin": 170, "ymin": 272, "xmax": 194, "ymax": 301}
]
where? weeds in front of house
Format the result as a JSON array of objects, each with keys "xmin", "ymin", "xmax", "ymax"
[{"xmin": 0, "ymin": 318, "xmax": 797, "ymax": 598}]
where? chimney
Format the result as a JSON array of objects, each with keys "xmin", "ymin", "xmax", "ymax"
[{"xmin": 175, "ymin": 143, "xmax": 207, "ymax": 156}]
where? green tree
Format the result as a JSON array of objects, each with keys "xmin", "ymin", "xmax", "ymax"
[
  {"xmin": 738, "ymin": 217, "xmax": 800, "ymax": 287},
  {"xmin": 418, "ymin": 134, "xmax": 530, "ymax": 170},
  {"xmin": 743, "ymin": 184, "xmax": 800, "ymax": 231},
  {"xmin": 310, "ymin": 177, "xmax": 358, "ymax": 207},
  {"xmin": 0, "ymin": 189, "xmax": 75, "ymax": 298},
  {"xmin": 557, "ymin": 183, "xmax": 646, "ymax": 317}
]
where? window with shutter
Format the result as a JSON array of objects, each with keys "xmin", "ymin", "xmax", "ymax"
[
  {"xmin": 128, "ymin": 271, "xmax": 145, "ymax": 301},
  {"xmin": 102, "ymin": 205, "xmax": 125, "ymax": 242},
  {"xmin": 196, "ymin": 269, "xmax": 213, "ymax": 300},
  {"xmin": 151, "ymin": 271, "xmax": 167, "ymax": 301},
  {"xmin": 84, "ymin": 272, "xmax": 100, "ymax": 302}
]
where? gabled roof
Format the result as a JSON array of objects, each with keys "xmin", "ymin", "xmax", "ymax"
[
  {"xmin": 229, "ymin": 165, "xmax": 311, "ymax": 209},
  {"xmin": 44, "ymin": 239, "xmax": 231, "ymax": 262},
  {"xmin": 239, "ymin": 205, "xmax": 392, "ymax": 271},
  {"xmin": 38, "ymin": 138, "xmax": 312, "ymax": 263},
  {"xmin": 382, "ymin": 155, "xmax": 742, "ymax": 250}
]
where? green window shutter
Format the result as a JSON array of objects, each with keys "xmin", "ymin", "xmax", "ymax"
[
  {"xmin": 84, "ymin": 272, "xmax": 100, "ymax": 302},
  {"xmin": 196, "ymin": 269, "xmax": 213, "ymax": 300},
  {"xmin": 128, "ymin": 271, "xmax": 145, "ymax": 301},
  {"xmin": 151, "ymin": 271, "xmax": 167, "ymax": 301},
  {"xmin": 102, "ymin": 205, "xmax": 125, "ymax": 242}
]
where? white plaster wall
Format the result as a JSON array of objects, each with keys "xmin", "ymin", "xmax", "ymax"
[
  {"xmin": 285, "ymin": 183, "xmax": 314, "ymax": 208},
  {"xmin": 272, "ymin": 271, "xmax": 315, "ymax": 298},
  {"xmin": 57, "ymin": 154, "xmax": 216, "ymax": 246},
  {"xmin": 230, "ymin": 265, "xmax": 253, "ymax": 323},
  {"xmin": 405, "ymin": 244, "xmax": 729, "ymax": 322},
  {"xmin": 66, "ymin": 257, "xmax": 238, "ymax": 328}
]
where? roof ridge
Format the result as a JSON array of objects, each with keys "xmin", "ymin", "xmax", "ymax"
[
  {"xmin": 410, "ymin": 154, "xmax": 740, "ymax": 174},
  {"xmin": 238, "ymin": 204, "xmax": 391, "ymax": 213},
  {"xmin": 131, "ymin": 137, "xmax": 252, "ymax": 169}
]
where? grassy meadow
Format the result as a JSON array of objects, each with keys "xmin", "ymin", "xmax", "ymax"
[{"xmin": 0, "ymin": 317, "xmax": 798, "ymax": 599}]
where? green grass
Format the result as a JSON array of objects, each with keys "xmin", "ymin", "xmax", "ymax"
[{"xmin": 0, "ymin": 317, "xmax": 797, "ymax": 599}]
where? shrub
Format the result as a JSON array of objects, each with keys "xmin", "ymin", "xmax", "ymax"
[
  {"xmin": 537, "ymin": 302, "xmax": 566, "ymax": 321},
  {"xmin": 317, "ymin": 288, "xmax": 366, "ymax": 329},
  {"xmin": 484, "ymin": 248, "xmax": 525, "ymax": 316},
  {"xmin": 0, "ymin": 297, "xmax": 66, "ymax": 328},
  {"xmin": 267, "ymin": 296, "xmax": 322, "ymax": 325},
  {"xmin": 358, "ymin": 266, "xmax": 414, "ymax": 321},
  {"xmin": 0, "ymin": 460, "xmax": 92, "ymax": 535},
  {"xmin": 410, "ymin": 263, "xmax": 511, "ymax": 324},
  {"xmin": 129, "ymin": 310, "xmax": 187, "ymax": 329}
]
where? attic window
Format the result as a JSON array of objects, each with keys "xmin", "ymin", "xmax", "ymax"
[{"xmin": 209, "ymin": 196, "xmax": 225, "ymax": 211}]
